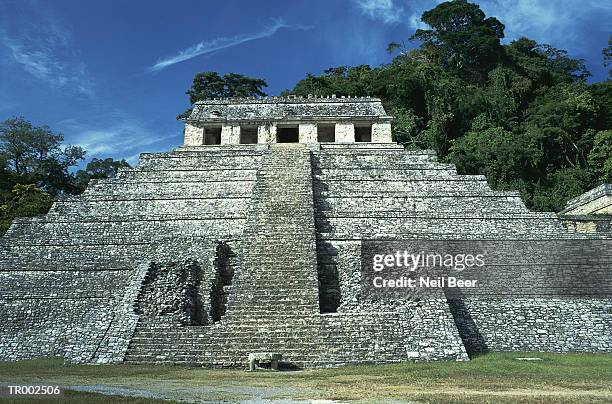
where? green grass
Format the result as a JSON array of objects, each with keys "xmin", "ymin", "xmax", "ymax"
[
  {"xmin": 0, "ymin": 353, "xmax": 611, "ymax": 403},
  {"xmin": 1, "ymin": 390, "xmax": 176, "ymax": 404}
]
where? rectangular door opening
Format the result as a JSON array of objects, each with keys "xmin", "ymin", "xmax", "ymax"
[
  {"xmin": 240, "ymin": 126, "xmax": 258, "ymax": 144},
  {"xmin": 204, "ymin": 127, "xmax": 222, "ymax": 145},
  {"xmin": 277, "ymin": 126, "xmax": 299, "ymax": 143},
  {"xmin": 317, "ymin": 124, "xmax": 335, "ymax": 142},
  {"xmin": 355, "ymin": 125, "xmax": 372, "ymax": 142}
]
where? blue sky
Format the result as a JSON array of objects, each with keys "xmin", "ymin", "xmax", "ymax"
[{"xmin": 1, "ymin": 0, "xmax": 610, "ymax": 165}]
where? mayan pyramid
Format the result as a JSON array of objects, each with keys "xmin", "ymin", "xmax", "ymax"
[{"xmin": 0, "ymin": 96, "xmax": 609, "ymax": 367}]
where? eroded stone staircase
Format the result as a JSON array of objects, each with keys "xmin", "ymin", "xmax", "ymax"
[
  {"xmin": 124, "ymin": 144, "xmax": 323, "ymax": 366},
  {"xmin": 226, "ymin": 143, "xmax": 319, "ymax": 316}
]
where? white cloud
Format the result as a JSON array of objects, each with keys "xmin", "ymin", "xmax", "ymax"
[
  {"xmin": 0, "ymin": 5, "xmax": 94, "ymax": 96},
  {"xmin": 350, "ymin": 0, "xmax": 611, "ymax": 60},
  {"xmin": 352, "ymin": 0, "xmax": 445, "ymax": 28},
  {"xmin": 150, "ymin": 18, "xmax": 312, "ymax": 72},
  {"xmin": 479, "ymin": 0, "xmax": 612, "ymax": 45},
  {"xmin": 353, "ymin": 0, "xmax": 403, "ymax": 24},
  {"xmin": 57, "ymin": 117, "xmax": 174, "ymax": 159}
]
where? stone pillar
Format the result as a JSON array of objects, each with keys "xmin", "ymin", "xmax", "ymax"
[
  {"xmin": 221, "ymin": 125, "xmax": 240, "ymax": 145},
  {"xmin": 372, "ymin": 122, "xmax": 393, "ymax": 143},
  {"xmin": 335, "ymin": 122, "xmax": 355, "ymax": 143},
  {"xmin": 184, "ymin": 123, "xmax": 204, "ymax": 146},
  {"xmin": 299, "ymin": 123, "xmax": 317, "ymax": 143},
  {"xmin": 257, "ymin": 123, "xmax": 277, "ymax": 144}
]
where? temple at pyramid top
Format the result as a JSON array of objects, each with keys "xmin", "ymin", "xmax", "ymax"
[{"xmin": 183, "ymin": 95, "xmax": 393, "ymax": 145}]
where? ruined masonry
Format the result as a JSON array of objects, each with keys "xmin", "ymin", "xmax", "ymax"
[{"xmin": 0, "ymin": 96, "xmax": 610, "ymax": 367}]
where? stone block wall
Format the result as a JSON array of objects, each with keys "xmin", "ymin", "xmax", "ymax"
[
  {"xmin": 184, "ymin": 123, "xmax": 204, "ymax": 146},
  {"xmin": 335, "ymin": 123, "xmax": 355, "ymax": 142},
  {"xmin": 258, "ymin": 123, "xmax": 277, "ymax": 144},
  {"xmin": 1, "ymin": 142, "xmax": 610, "ymax": 368},
  {"xmin": 0, "ymin": 146, "xmax": 267, "ymax": 362},
  {"xmin": 371, "ymin": 122, "xmax": 392, "ymax": 143},
  {"xmin": 221, "ymin": 125, "xmax": 240, "ymax": 145},
  {"xmin": 299, "ymin": 123, "xmax": 318, "ymax": 143},
  {"xmin": 311, "ymin": 143, "xmax": 611, "ymax": 357},
  {"xmin": 450, "ymin": 298, "xmax": 612, "ymax": 355},
  {"xmin": 0, "ymin": 269, "xmax": 131, "ymax": 362},
  {"xmin": 559, "ymin": 215, "xmax": 612, "ymax": 233},
  {"xmin": 562, "ymin": 183, "xmax": 612, "ymax": 214}
]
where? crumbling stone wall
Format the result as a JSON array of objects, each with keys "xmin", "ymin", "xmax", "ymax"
[
  {"xmin": 135, "ymin": 261, "xmax": 207, "ymax": 326},
  {"xmin": 210, "ymin": 242, "xmax": 236, "ymax": 322},
  {"xmin": 0, "ymin": 146, "xmax": 265, "ymax": 363}
]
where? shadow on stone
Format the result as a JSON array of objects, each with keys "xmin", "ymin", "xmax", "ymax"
[{"xmin": 445, "ymin": 288, "xmax": 489, "ymax": 358}]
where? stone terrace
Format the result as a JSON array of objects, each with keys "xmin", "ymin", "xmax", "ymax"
[{"xmin": 0, "ymin": 97, "xmax": 610, "ymax": 367}]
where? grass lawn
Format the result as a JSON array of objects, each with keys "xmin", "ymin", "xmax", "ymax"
[{"xmin": 0, "ymin": 352, "xmax": 610, "ymax": 403}]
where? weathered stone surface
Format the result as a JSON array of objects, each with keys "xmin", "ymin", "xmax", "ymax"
[
  {"xmin": 186, "ymin": 96, "xmax": 391, "ymax": 145},
  {"xmin": 188, "ymin": 96, "xmax": 389, "ymax": 121},
  {"xmin": 221, "ymin": 125, "xmax": 240, "ymax": 145},
  {"xmin": 184, "ymin": 123, "xmax": 204, "ymax": 146},
  {"xmin": 258, "ymin": 123, "xmax": 277, "ymax": 144},
  {"xmin": 561, "ymin": 183, "xmax": 612, "ymax": 215},
  {"xmin": 371, "ymin": 122, "xmax": 392, "ymax": 143},
  {"xmin": 0, "ymin": 98, "xmax": 610, "ymax": 369},
  {"xmin": 299, "ymin": 123, "xmax": 317, "ymax": 143},
  {"xmin": 335, "ymin": 123, "xmax": 355, "ymax": 143}
]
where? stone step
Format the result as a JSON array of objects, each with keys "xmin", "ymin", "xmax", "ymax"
[{"xmin": 224, "ymin": 145, "xmax": 320, "ymax": 319}]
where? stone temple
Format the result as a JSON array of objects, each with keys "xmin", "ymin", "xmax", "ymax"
[{"xmin": 0, "ymin": 96, "xmax": 610, "ymax": 367}]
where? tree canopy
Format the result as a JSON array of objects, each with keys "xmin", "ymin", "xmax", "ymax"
[
  {"xmin": 0, "ymin": 117, "xmax": 131, "ymax": 233},
  {"xmin": 411, "ymin": 0, "xmax": 505, "ymax": 81},
  {"xmin": 286, "ymin": 0, "xmax": 611, "ymax": 212},
  {"xmin": 178, "ymin": 72, "xmax": 268, "ymax": 120}
]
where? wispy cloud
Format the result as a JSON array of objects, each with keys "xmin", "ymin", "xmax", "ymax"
[
  {"xmin": 57, "ymin": 116, "xmax": 175, "ymax": 163},
  {"xmin": 0, "ymin": 3, "xmax": 94, "ymax": 96},
  {"xmin": 351, "ymin": 0, "xmax": 448, "ymax": 30},
  {"xmin": 352, "ymin": 0, "xmax": 611, "ymax": 45},
  {"xmin": 352, "ymin": 0, "xmax": 404, "ymax": 24},
  {"xmin": 150, "ymin": 18, "xmax": 312, "ymax": 71},
  {"xmin": 479, "ymin": 0, "xmax": 612, "ymax": 45}
]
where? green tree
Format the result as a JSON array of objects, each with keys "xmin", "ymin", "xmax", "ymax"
[
  {"xmin": 74, "ymin": 157, "xmax": 131, "ymax": 192},
  {"xmin": 0, "ymin": 184, "xmax": 52, "ymax": 234},
  {"xmin": 0, "ymin": 117, "xmax": 86, "ymax": 195},
  {"xmin": 521, "ymin": 83, "xmax": 598, "ymax": 171},
  {"xmin": 588, "ymin": 130, "xmax": 612, "ymax": 183},
  {"xmin": 529, "ymin": 167, "xmax": 592, "ymax": 212},
  {"xmin": 603, "ymin": 36, "xmax": 612, "ymax": 78},
  {"xmin": 286, "ymin": 66, "xmax": 376, "ymax": 97},
  {"xmin": 178, "ymin": 72, "xmax": 268, "ymax": 119},
  {"xmin": 447, "ymin": 115, "xmax": 540, "ymax": 191},
  {"xmin": 411, "ymin": 0, "xmax": 505, "ymax": 81},
  {"xmin": 285, "ymin": 0, "xmax": 607, "ymax": 211},
  {"xmin": 506, "ymin": 38, "xmax": 590, "ymax": 88},
  {"xmin": 589, "ymin": 80, "xmax": 612, "ymax": 131},
  {"xmin": 390, "ymin": 107, "xmax": 425, "ymax": 147}
]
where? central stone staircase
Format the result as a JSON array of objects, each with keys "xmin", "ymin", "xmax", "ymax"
[
  {"xmin": 124, "ymin": 144, "xmax": 323, "ymax": 366},
  {"xmin": 226, "ymin": 143, "xmax": 320, "ymax": 316}
]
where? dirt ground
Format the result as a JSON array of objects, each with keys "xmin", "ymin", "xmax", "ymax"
[{"xmin": 1, "ymin": 352, "xmax": 611, "ymax": 403}]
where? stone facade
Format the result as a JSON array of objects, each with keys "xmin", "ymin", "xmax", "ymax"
[
  {"xmin": 0, "ymin": 98, "xmax": 610, "ymax": 368},
  {"xmin": 298, "ymin": 123, "xmax": 318, "ymax": 143},
  {"xmin": 184, "ymin": 123, "xmax": 204, "ymax": 146},
  {"xmin": 334, "ymin": 123, "xmax": 355, "ymax": 142},
  {"xmin": 561, "ymin": 184, "xmax": 612, "ymax": 215},
  {"xmin": 184, "ymin": 96, "xmax": 393, "ymax": 145},
  {"xmin": 559, "ymin": 184, "xmax": 612, "ymax": 233},
  {"xmin": 221, "ymin": 125, "xmax": 240, "ymax": 145}
]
